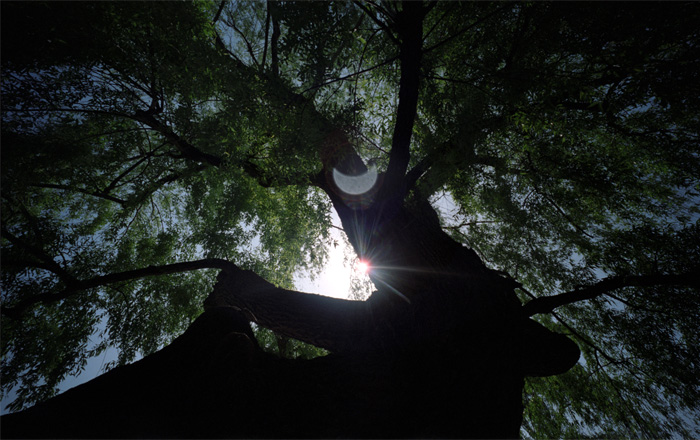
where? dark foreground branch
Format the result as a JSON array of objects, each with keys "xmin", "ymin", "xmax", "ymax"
[
  {"xmin": 28, "ymin": 183, "xmax": 127, "ymax": 205},
  {"xmin": 133, "ymin": 111, "xmax": 224, "ymax": 167},
  {"xmin": 523, "ymin": 271, "xmax": 700, "ymax": 317},
  {"xmin": 206, "ymin": 269, "xmax": 375, "ymax": 353},
  {"xmin": 383, "ymin": 2, "xmax": 425, "ymax": 194},
  {"xmin": 1, "ymin": 259, "xmax": 237, "ymax": 319}
]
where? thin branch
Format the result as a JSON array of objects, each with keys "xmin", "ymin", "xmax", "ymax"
[
  {"xmin": 422, "ymin": 2, "xmax": 457, "ymax": 43},
  {"xmin": 0, "ymin": 228, "xmax": 76, "ymax": 283},
  {"xmin": 550, "ymin": 310, "xmax": 621, "ymax": 365},
  {"xmin": 532, "ymin": 184, "xmax": 594, "ymax": 239},
  {"xmin": 213, "ymin": 0, "xmax": 226, "ymax": 24},
  {"xmin": 102, "ymin": 155, "xmax": 151, "ymax": 195},
  {"xmin": 523, "ymin": 271, "xmax": 700, "ymax": 317},
  {"xmin": 445, "ymin": 220, "xmax": 501, "ymax": 229},
  {"xmin": 1, "ymin": 259, "xmax": 238, "ymax": 319},
  {"xmin": 365, "ymin": 0, "xmax": 394, "ymax": 21},
  {"xmin": 227, "ymin": 19, "xmax": 260, "ymax": 68},
  {"xmin": 118, "ymin": 203, "xmax": 144, "ymax": 243},
  {"xmin": 352, "ymin": 1, "xmax": 400, "ymax": 45},
  {"xmin": 423, "ymin": 3, "xmax": 511, "ymax": 54},
  {"xmin": 28, "ymin": 184, "xmax": 127, "ymax": 205},
  {"xmin": 270, "ymin": 6, "xmax": 280, "ymax": 77},
  {"xmin": 423, "ymin": 74, "xmax": 503, "ymax": 103},
  {"xmin": 15, "ymin": 107, "xmax": 130, "ymax": 118},
  {"xmin": 262, "ymin": 1, "xmax": 271, "ymax": 67},
  {"xmin": 132, "ymin": 111, "xmax": 223, "ymax": 167},
  {"xmin": 301, "ymin": 56, "xmax": 397, "ymax": 94}
]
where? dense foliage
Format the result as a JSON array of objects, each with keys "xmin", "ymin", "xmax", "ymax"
[{"xmin": 2, "ymin": 2, "xmax": 699, "ymax": 437}]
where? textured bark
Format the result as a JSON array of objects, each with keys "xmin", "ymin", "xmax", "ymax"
[
  {"xmin": 2, "ymin": 196, "xmax": 580, "ymax": 438},
  {"xmin": 1, "ymin": 307, "xmax": 527, "ymax": 439}
]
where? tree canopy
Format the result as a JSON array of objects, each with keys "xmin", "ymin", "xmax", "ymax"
[{"xmin": 2, "ymin": 1, "xmax": 700, "ymax": 437}]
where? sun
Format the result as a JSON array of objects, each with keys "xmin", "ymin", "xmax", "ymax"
[{"xmin": 356, "ymin": 260, "xmax": 370, "ymax": 274}]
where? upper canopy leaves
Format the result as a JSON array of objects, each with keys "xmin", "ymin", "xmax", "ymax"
[{"xmin": 2, "ymin": 1, "xmax": 699, "ymax": 436}]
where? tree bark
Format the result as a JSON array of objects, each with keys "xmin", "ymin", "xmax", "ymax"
[
  {"xmin": 2, "ymin": 197, "xmax": 580, "ymax": 438},
  {"xmin": 2, "ymin": 305, "xmax": 526, "ymax": 439}
]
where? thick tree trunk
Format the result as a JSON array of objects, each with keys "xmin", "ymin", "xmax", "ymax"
[
  {"xmin": 2, "ymin": 138, "xmax": 580, "ymax": 437},
  {"xmin": 2, "ymin": 199, "xmax": 579, "ymax": 438},
  {"xmin": 2, "ymin": 307, "xmax": 525, "ymax": 438}
]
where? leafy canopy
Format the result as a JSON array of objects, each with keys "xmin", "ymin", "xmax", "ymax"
[{"xmin": 2, "ymin": 1, "xmax": 699, "ymax": 437}]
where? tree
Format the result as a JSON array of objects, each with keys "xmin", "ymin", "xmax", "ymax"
[{"xmin": 1, "ymin": 1, "xmax": 699, "ymax": 437}]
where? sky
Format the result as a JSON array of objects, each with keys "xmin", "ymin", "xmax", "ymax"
[
  {"xmin": 0, "ymin": 171, "xmax": 378, "ymax": 415},
  {"xmin": 1, "ymin": 209, "xmax": 366, "ymax": 415},
  {"xmin": 295, "ymin": 209, "xmax": 369, "ymax": 299}
]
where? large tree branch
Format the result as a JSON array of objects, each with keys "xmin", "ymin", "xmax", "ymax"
[
  {"xmin": 522, "ymin": 271, "xmax": 700, "ymax": 317},
  {"xmin": 206, "ymin": 269, "xmax": 402, "ymax": 354},
  {"xmin": 0, "ymin": 228, "xmax": 75, "ymax": 283},
  {"xmin": 1, "ymin": 259, "xmax": 236, "ymax": 319},
  {"xmin": 133, "ymin": 111, "xmax": 223, "ymax": 167},
  {"xmin": 383, "ymin": 2, "xmax": 425, "ymax": 195},
  {"xmin": 209, "ymin": 20, "xmax": 368, "ymax": 198},
  {"xmin": 133, "ymin": 108, "xmax": 315, "ymax": 190}
]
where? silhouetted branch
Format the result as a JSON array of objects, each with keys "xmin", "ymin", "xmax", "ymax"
[
  {"xmin": 2, "ymin": 259, "xmax": 238, "ymax": 319},
  {"xmin": 28, "ymin": 183, "xmax": 127, "ymax": 205},
  {"xmin": 353, "ymin": 1, "xmax": 400, "ymax": 45},
  {"xmin": 384, "ymin": 2, "xmax": 425, "ymax": 195},
  {"xmin": 207, "ymin": 268, "xmax": 375, "ymax": 353},
  {"xmin": 0, "ymin": 228, "xmax": 75, "ymax": 282},
  {"xmin": 270, "ymin": 6, "xmax": 280, "ymax": 77},
  {"xmin": 262, "ymin": 1, "xmax": 271, "ymax": 67},
  {"xmin": 133, "ymin": 111, "xmax": 223, "ymax": 167},
  {"xmin": 423, "ymin": 3, "xmax": 510, "ymax": 54},
  {"xmin": 523, "ymin": 271, "xmax": 700, "ymax": 317},
  {"xmin": 300, "ymin": 56, "xmax": 397, "ymax": 94},
  {"xmin": 213, "ymin": 0, "xmax": 226, "ymax": 24}
]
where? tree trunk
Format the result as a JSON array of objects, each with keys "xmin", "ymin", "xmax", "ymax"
[
  {"xmin": 1, "ymin": 197, "xmax": 579, "ymax": 438},
  {"xmin": 1, "ymin": 309, "xmax": 526, "ymax": 439}
]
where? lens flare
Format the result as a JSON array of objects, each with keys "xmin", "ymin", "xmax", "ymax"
[{"xmin": 356, "ymin": 260, "xmax": 370, "ymax": 274}]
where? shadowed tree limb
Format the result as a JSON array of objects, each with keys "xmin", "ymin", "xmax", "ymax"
[
  {"xmin": 27, "ymin": 183, "xmax": 127, "ymax": 205},
  {"xmin": 523, "ymin": 271, "xmax": 700, "ymax": 317},
  {"xmin": 212, "ymin": 1, "xmax": 226, "ymax": 24},
  {"xmin": 26, "ymin": 142, "xmax": 169, "ymax": 207},
  {"xmin": 270, "ymin": 3, "xmax": 280, "ymax": 78},
  {"xmin": 262, "ymin": 1, "xmax": 270, "ymax": 67},
  {"xmin": 383, "ymin": 2, "xmax": 425, "ymax": 196},
  {"xmin": 133, "ymin": 111, "xmax": 224, "ymax": 167},
  {"xmin": 206, "ymin": 269, "xmax": 396, "ymax": 354},
  {"xmin": 0, "ymin": 228, "xmax": 75, "ymax": 283},
  {"xmin": 131, "ymin": 110, "xmax": 317, "ymax": 189},
  {"xmin": 352, "ymin": 1, "xmax": 400, "ymax": 45},
  {"xmin": 1, "ymin": 259, "xmax": 237, "ymax": 319}
]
